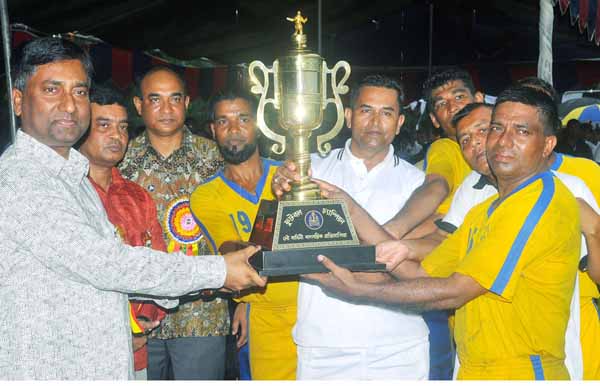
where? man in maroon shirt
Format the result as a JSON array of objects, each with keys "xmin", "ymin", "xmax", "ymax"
[{"xmin": 77, "ymin": 83, "xmax": 166, "ymax": 380}]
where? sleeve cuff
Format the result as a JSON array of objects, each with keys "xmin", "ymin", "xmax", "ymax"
[{"xmin": 435, "ymin": 219, "xmax": 458, "ymax": 234}]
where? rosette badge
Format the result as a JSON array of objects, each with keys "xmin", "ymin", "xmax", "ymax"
[{"xmin": 164, "ymin": 196, "xmax": 203, "ymax": 255}]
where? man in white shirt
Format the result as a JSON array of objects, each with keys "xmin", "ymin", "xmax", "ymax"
[{"xmin": 292, "ymin": 75, "xmax": 430, "ymax": 380}]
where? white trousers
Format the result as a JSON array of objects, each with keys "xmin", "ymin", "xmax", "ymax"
[{"xmin": 296, "ymin": 337, "xmax": 429, "ymax": 380}]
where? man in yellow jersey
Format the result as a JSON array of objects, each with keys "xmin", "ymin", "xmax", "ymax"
[
  {"xmin": 389, "ymin": 68, "xmax": 483, "ymax": 227},
  {"xmin": 190, "ymin": 90, "xmax": 298, "ymax": 380},
  {"xmin": 307, "ymin": 86, "xmax": 581, "ymax": 380},
  {"xmin": 382, "ymin": 79, "xmax": 600, "ymax": 380},
  {"xmin": 387, "ymin": 67, "xmax": 483, "ymax": 380}
]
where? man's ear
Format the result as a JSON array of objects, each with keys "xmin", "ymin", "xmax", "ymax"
[
  {"xmin": 396, "ymin": 114, "xmax": 405, "ymax": 135},
  {"xmin": 429, "ymin": 112, "xmax": 440, "ymax": 129},
  {"xmin": 210, "ymin": 123, "xmax": 216, "ymax": 140},
  {"xmin": 12, "ymin": 88, "xmax": 23, "ymax": 117},
  {"xmin": 543, "ymin": 135, "xmax": 557, "ymax": 158},
  {"xmin": 133, "ymin": 96, "xmax": 142, "ymax": 116},
  {"xmin": 474, "ymin": 91, "xmax": 484, "ymax": 103},
  {"xmin": 344, "ymin": 107, "xmax": 352, "ymax": 129},
  {"xmin": 184, "ymin": 95, "xmax": 190, "ymax": 110}
]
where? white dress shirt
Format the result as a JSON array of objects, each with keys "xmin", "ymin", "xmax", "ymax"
[
  {"xmin": 0, "ymin": 131, "xmax": 226, "ymax": 380},
  {"xmin": 293, "ymin": 139, "xmax": 429, "ymax": 349}
]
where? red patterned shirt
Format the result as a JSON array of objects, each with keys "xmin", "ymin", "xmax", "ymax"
[{"xmin": 89, "ymin": 167, "xmax": 166, "ymax": 371}]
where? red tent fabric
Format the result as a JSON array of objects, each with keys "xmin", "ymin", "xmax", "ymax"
[
  {"xmin": 10, "ymin": 28, "xmax": 242, "ymax": 100},
  {"xmin": 556, "ymin": 0, "xmax": 600, "ymax": 45}
]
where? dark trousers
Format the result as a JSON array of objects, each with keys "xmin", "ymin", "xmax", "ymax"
[
  {"xmin": 423, "ymin": 310, "xmax": 455, "ymax": 380},
  {"xmin": 146, "ymin": 336, "xmax": 226, "ymax": 380}
]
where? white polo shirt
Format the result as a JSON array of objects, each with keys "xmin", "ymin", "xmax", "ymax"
[
  {"xmin": 440, "ymin": 170, "xmax": 596, "ymax": 380},
  {"xmin": 293, "ymin": 139, "xmax": 429, "ymax": 348},
  {"xmin": 437, "ymin": 171, "xmax": 496, "ymax": 232}
]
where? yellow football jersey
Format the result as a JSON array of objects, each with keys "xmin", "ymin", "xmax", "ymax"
[
  {"xmin": 190, "ymin": 158, "xmax": 298, "ymax": 380},
  {"xmin": 551, "ymin": 152, "xmax": 600, "ymax": 379},
  {"xmin": 423, "ymin": 138, "xmax": 472, "ymax": 215},
  {"xmin": 552, "ymin": 152, "xmax": 600, "ymax": 299},
  {"xmin": 423, "ymin": 171, "xmax": 580, "ymax": 380}
]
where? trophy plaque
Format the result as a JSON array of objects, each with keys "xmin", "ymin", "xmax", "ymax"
[{"xmin": 246, "ymin": 11, "xmax": 384, "ymax": 276}]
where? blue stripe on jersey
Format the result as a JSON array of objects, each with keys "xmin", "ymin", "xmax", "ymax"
[
  {"xmin": 549, "ymin": 152, "xmax": 564, "ymax": 171},
  {"xmin": 593, "ymin": 298, "xmax": 600, "ymax": 320},
  {"xmin": 487, "ymin": 171, "xmax": 549, "ymax": 217},
  {"xmin": 529, "ymin": 355, "xmax": 545, "ymax": 380},
  {"xmin": 190, "ymin": 211, "xmax": 218, "ymax": 253},
  {"xmin": 489, "ymin": 173, "xmax": 555, "ymax": 295},
  {"xmin": 422, "ymin": 145, "xmax": 431, "ymax": 171},
  {"xmin": 217, "ymin": 158, "xmax": 279, "ymax": 204}
]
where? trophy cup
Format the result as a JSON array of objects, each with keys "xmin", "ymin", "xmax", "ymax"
[{"xmin": 246, "ymin": 11, "xmax": 384, "ymax": 276}]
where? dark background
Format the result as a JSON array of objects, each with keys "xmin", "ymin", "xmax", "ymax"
[{"xmin": 1, "ymin": 0, "xmax": 599, "ymax": 152}]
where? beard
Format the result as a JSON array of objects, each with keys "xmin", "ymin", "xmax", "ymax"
[{"xmin": 218, "ymin": 139, "xmax": 258, "ymax": 165}]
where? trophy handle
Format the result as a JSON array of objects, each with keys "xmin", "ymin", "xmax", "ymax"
[
  {"xmin": 316, "ymin": 60, "xmax": 351, "ymax": 156},
  {"xmin": 249, "ymin": 60, "xmax": 286, "ymax": 155}
]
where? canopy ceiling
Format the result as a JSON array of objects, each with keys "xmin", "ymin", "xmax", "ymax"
[{"xmin": 7, "ymin": 0, "xmax": 600, "ymax": 67}]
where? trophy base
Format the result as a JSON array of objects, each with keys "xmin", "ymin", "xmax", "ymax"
[
  {"xmin": 248, "ymin": 199, "xmax": 384, "ymax": 276},
  {"xmin": 249, "ymin": 244, "xmax": 383, "ymax": 276}
]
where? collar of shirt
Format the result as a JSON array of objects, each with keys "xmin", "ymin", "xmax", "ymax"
[
  {"xmin": 340, "ymin": 138, "xmax": 395, "ymax": 178},
  {"xmin": 14, "ymin": 129, "xmax": 89, "ymax": 185},
  {"xmin": 472, "ymin": 173, "xmax": 495, "ymax": 190},
  {"xmin": 88, "ymin": 167, "xmax": 128, "ymax": 194},
  {"xmin": 136, "ymin": 126, "xmax": 194, "ymax": 161}
]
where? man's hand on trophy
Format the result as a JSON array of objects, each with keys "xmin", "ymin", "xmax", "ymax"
[
  {"xmin": 376, "ymin": 240, "xmax": 411, "ymax": 272},
  {"xmin": 304, "ymin": 255, "xmax": 392, "ymax": 299},
  {"xmin": 223, "ymin": 245, "xmax": 267, "ymax": 293},
  {"xmin": 272, "ymin": 160, "xmax": 309, "ymax": 198},
  {"xmin": 303, "ymin": 255, "xmax": 366, "ymax": 299}
]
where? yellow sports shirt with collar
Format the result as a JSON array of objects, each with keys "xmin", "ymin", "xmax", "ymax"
[
  {"xmin": 189, "ymin": 158, "xmax": 298, "ymax": 380},
  {"xmin": 189, "ymin": 158, "xmax": 298, "ymax": 306},
  {"xmin": 423, "ymin": 171, "xmax": 580, "ymax": 380},
  {"xmin": 423, "ymin": 138, "xmax": 471, "ymax": 214},
  {"xmin": 551, "ymin": 152, "xmax": 600, "ymax": 379},
  {"xmin": 551, "ymin": 152, "xmax": 600, "ymax": 300}
]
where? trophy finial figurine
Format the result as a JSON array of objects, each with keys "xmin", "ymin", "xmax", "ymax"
[{"xmin": 286, "ymin": 11, "xmax": 308, "ymax": 36}]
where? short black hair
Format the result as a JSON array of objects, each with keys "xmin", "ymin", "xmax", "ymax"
[
  {"xmin": 451, "ymin": 102, "xmax": 494, "ymax": 130},
  {"xmin": 90, "ymin": 82, "xmax": 127, "ymax": 108},
  {"xmin": 75, "ymin": 82, "xmax": 129, "ymax": 150},
  {"xmin": 349, "ymin": 74, "xmax": 404, "ymax": 110},
  {"xmin": 135, "ymin": 66, "xmax": 187, "ymax": 97},
  {"xmin": 13, "ymin": 37, "xmax": 94, "ymax": 91},
  {"xmin": 423, "ymin": 67, "xmax": 476, "ymax": 111},
  {"xmin": 566, "ymin": 119, "xmax": 580, "ymax": 129},
  {"xmin": 209, "ymin": 88, "xmax": 259, "ymax": 121},
  {"xmin": 494, "ymin": 86, "xmax": 559, "ymax": 136},
  {"xmin": 516, "ymin": 76, "xmax": 560, "ymax": 106}
]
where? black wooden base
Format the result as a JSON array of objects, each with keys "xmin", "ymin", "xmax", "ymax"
[{"xmin": 249, "ymin": 244, "xmax": 385, "ymax": 276}]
